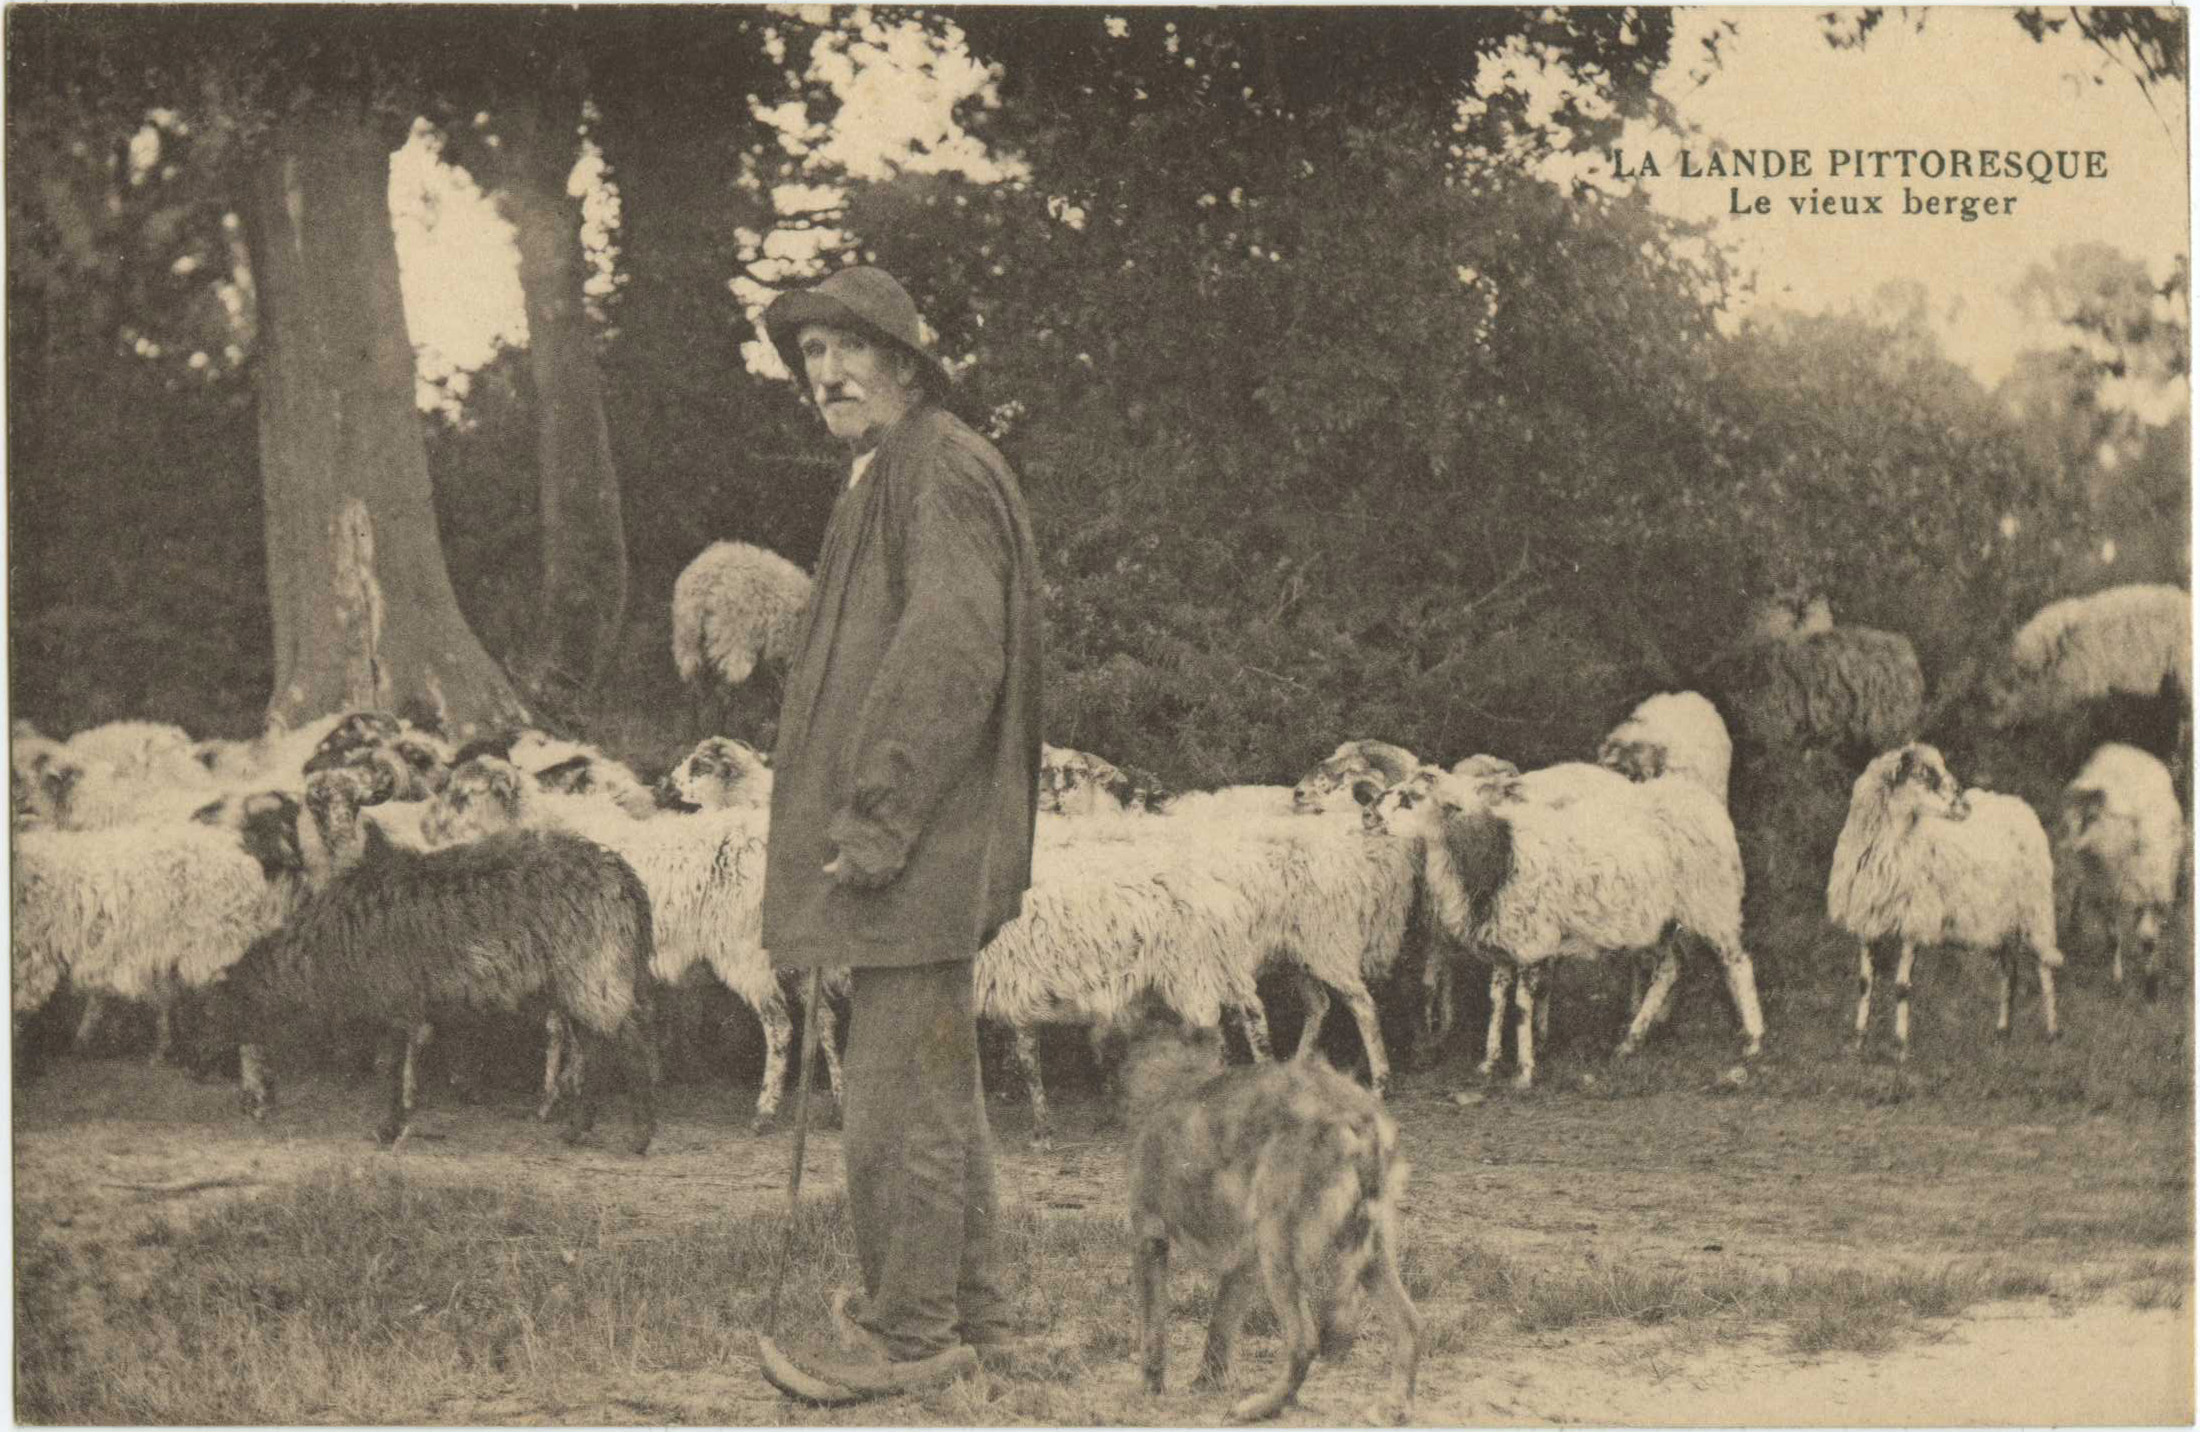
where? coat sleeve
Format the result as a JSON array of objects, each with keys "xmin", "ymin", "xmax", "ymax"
[{"xmin": 826, "ymin": 444, "xmax": 1013, "ymax": 885}]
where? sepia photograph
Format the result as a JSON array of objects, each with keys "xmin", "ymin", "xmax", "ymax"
[{"xmin": 6, "ymin": 3, "xmax": 2193, "ymax": 1424}]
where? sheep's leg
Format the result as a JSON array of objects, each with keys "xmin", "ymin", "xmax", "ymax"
[
  {"xmin": 1617, "ymin": 947, "xmax": 1682, "ymax": 1057},
  {"xmin": 1421, "ymin": 953, "xmax": 1457, "ymax": 1060},
  {"xmin": 1853, "ymin": 942, "xmax": 1875, "ymax": 1053},
  {"xmin": 396, "ymin": 1021, "xmax": 434, "ymax": 1136},
  {"xmin": 1511, "ymin": 965, "xmax": 1545, "ymax": 1090},
  {"xmin": 1479, "ymin": 965, "xmax": 1514, "ymax": 1078},
  {"xmin": 1892, "ymin": 940, "xmax": 1917, "ymax": 1062},
  {"xmin": 815, "ymin": 996, "xmax": 848, "ymax": 1120},
  {"xmin": 1294, "ymin": 972, "xmax": 1332, "ymax": 1060},
  {"xmin": 2110, "ymin": 907, "xmax": 2128, "ymax": 988},
  {"xmin": 1335, "ymin": 980, "xmax": 1392, "ymax": 1097},
  {"xmin": 1195, "ymin": 1263, "xmax": 1256, "ymax": 1390},
  {"xmin": 1136, "ymin": 1234, "xmax": 1170, "ymax": 1394},
  {"xmin": 378, "ymin": 1025, "xmax": 420, "ymax": 1147},
  {"xmin": 538, "ymin": 1011, "xmax": 567, "ymax": 1121},
  {"xmin": 561, "ymin": 1027, "xmax": 608, "ymax": 1147},
  {"xmin": 238, "ymin": 1041, "xmax": 272, "ymax": 1119},
  {"xmin": 149, "ymin": 994, "xmax": 174, "ymax": 1067},
  {"xmin": 2138, "ymin": 905, "xmax": 2165, "ymax": 1003},
  {"xmin": 2036, "ymin": 954, "xmax": 2061, "ymax": 1041},
  {"xmin": 751, "ymin": 986, "xmax": 793, "ymax": 1135},
  {"xmin": 1232, "ymin": 998, "xmax": 1276, "ymax": 1063},
  {"xmin": 613, "ymin": 1015, "xmax": 660, "ymax": 1157},
  {"xmin": 72, "ymin": 992, "xmax": 107, "ymax": 1051},
  {"xmin": 1995, "ymin": 952, "xmax": 2016, "ymax": 1038},
  {"xmin": 1715, "ymin": 943, "xmax": 1768, "ymax": 1058},
  {"xmin": 1014, "ymin": 1024, "xmax": 1051, "ymax": 1147}
]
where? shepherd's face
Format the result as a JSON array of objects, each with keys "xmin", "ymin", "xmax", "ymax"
[{"xmin": 797, "ymin": 323, "xmax": 919, "ymax": 453}]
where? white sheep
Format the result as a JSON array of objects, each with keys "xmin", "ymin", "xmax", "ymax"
[
  {"xmin": 1597, "ymin": 692, "xmax": 1733, "ymax": 806},
  {"xmin": 1039, "ymin": 742, "xmax": 1172, "ymax": 816},
  {"xmin": 450, "ymin": 727, "xmax": 659, "ymax": 820},
  {"xmin": 1827, "ymin": 744, "xmax": 2063, "ymax": 1059},
  {"xmin": 1996, "ymin": 586, "xmax": 2191, "ymax": 765},
  {"xmin": 662, "ymin": 735, "xmax": 775, "ymax": 811},
  {"xmin": 1290, "ymin": 738, "xmax": 1422, "ymax": 814},
  {"xmin": 980, "ymin": 829, "xmax": 1269, "ymax": 1140},
  {"xmin": 670, "ymin": 540, "xmax": 812, "ymax": 715},
  {"xmin": 419, "ymin": 755, "xmax": 842, "ymax": 1131},
  {"xmin": 1364, "ymin": 763, "xmax": 1766, "ymax": 1089},
  {"xmin": 996, "ymin": 802, "xmax": 1418, "ymax": 1140},
  {"xmin": 2056, "ymin": 742, "xmax": 2185, "ymax": 1000},
  {"xmin": 12, "ymin": 794, "xmax": 308, "ymax": 1062}
]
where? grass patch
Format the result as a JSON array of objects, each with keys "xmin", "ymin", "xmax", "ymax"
[{"xmin": 11, "ymin": 1155, "xmax": 2165, "ymax": 1425}]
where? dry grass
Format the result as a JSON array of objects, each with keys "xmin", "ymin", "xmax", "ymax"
[{"xmin": 16, "ymin": 1162, "xmax": 2161, "ymax": 1426}]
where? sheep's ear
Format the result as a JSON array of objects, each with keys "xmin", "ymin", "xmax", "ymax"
[
  {"xmin": 1890, "ymin": 748, "xmax": 1918, "ymax": 786},
  {"xmin": 1351, "ymin": 777, "xmax": 1382, "ymax": 808},
  {"xmin": 2066, "ymin": 788, "xmax": 2108, "ymax": 834}
]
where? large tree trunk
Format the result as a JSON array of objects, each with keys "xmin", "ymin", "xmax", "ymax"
[
  {"xmin": 241, "ymin": 95, "xmax": 529, "ymax": 738},
  {"xmin": 497, "ymin": 84, "xmax": 629, "ymax": 711}
]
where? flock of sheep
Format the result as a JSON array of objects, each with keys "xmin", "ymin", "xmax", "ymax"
[{"xmin": 8, "ymin": 569, "xmax": 2190, "ymax": 1151}]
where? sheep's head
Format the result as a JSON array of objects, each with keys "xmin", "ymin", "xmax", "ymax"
[
  {"xmin": 1293, "ymin": 738, "xmax": 1419, "ymax": 813},
  {"xmin": 1039, "ymin": 743, "xmax": 1130, "ymax": 816},
  {"xmin": 1596, "ymin": 734, "xmax": 1667, "ymax": 784},
  {"xmin": 666, "ymin": 736, "xmax": 774, "ymax": 811},
  {"xmin": 423, "ymin": 756, "xmax": 528, "ymax": 846},
  {"xmin": 1447, "ymin": 754, "xmax": 1526, "ymax": 805},
  {"xmin": 305, "ymin": 764, "xmax": 393, "ymax": 867},
  {"xmin": 1865, "ymin": 743, "xmax": 1970, "ymax": 823},
  {"xmin": 1360, "ymin": 775, "xmax": 1444, "ymax": 839},
  {"xmin": 10, "ymin": 738, "xmax": 76, "ymax": 825},
  {"xmin": 388, "ymin": 735, "xmax": 452, "ymax": 795},
  {"xmin": 302, "ymin": 710, "xmax": 404, "ymax": 775},
  {"xmin": 193, "ymin": 790, "xmax": 308, "ymax": 880},
  {"xmin": 2058, "ymin": 787, "xmax": 2111, "ymax": 844}
]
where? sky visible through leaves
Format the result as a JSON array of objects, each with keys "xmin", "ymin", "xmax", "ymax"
[{"xmin": 376, "ymin": 7, "xmax": 2187, "ymax": 417}]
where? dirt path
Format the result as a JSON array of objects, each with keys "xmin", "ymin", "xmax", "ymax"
[{"xmin": 13, "ymin": 1060, "xmax": 2194, "ymax": 1425}]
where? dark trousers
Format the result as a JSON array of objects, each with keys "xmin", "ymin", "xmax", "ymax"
[{"xmin": 842, "ymin": 958, "xmax": 1009, "ymax": 1359}]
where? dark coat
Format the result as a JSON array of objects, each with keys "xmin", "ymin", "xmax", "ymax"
[{"xmin": 762, "ymin": 404, "xmax": 1043, "ymax": 969}]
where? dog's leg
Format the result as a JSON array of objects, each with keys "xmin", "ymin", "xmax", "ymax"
[
  {"xmin": 1136, "ymin": 1234, "xmax": 1171, "ymax": 1395},
  {"xmin": 1362, "ymin": 1214, "xmax": 1425, "ymax": 1425},
  {"xmin": 1196, "ymin": 1264, "xmax": 1256, "ymax": 1390},
  {"xmin": 1235, "ymin": 1239, "xmax": 1318, "ymax": 1422}
]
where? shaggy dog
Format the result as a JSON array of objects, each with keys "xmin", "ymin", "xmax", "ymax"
[{"xmin": 1123, "ymin": 1023, "xmax": 1423, "ymax": 1424}]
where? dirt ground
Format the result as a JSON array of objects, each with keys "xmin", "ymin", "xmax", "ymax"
[{"xmin": 12, "ymin": 1056, "xmax": 2195, "ymax": 1426}]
